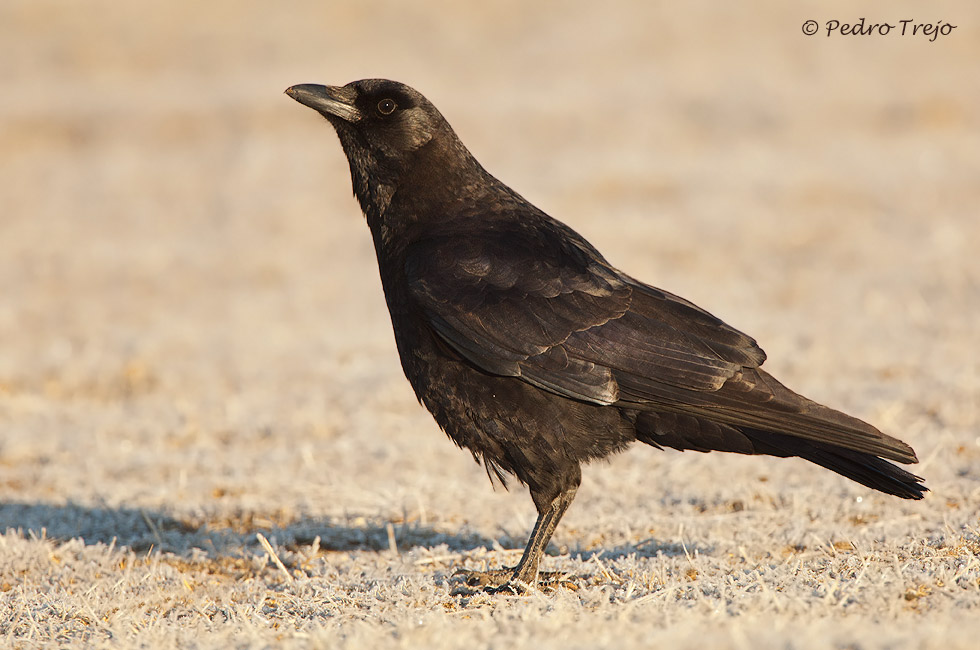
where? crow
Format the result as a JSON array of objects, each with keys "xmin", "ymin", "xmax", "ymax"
[{"xmin": 285, "ymin": 79, "xmax": 926, "ymax": 593}]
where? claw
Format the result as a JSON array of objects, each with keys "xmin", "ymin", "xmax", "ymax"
[{"xmin": 450, "ymin": 567, "xmax": 577, "ymax": 595}]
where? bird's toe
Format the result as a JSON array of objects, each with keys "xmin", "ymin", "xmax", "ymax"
[{"xmin": 450, "ymin": 567, "xmax": 577, "ymax": 595}]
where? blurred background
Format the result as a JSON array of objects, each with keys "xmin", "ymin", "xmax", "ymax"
[{"xmin": 1, "ymin": 0, "xmax": 978, "ymax": 531}]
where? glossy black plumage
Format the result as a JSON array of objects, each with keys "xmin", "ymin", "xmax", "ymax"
[{"xmin": 285, "ymin": 79, "xmax": 926, "ymax": 592}]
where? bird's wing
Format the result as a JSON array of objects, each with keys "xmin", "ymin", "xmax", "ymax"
[
  {"xmin": 405, "ymin": 219, "xmax": 916, "ymax": 464},
  {"xmin": 405, "ymin": 219, "xmax": 765, "ymax": 406}
]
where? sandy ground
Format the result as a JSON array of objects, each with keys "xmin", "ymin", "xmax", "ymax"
[{"xmin": 2, "ymin": 0, "xmax": 979, "ymax": 647}]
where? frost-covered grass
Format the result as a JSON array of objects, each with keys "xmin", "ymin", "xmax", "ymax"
[{"xmin": 2, "ymin": 1, "xmax": 979, "ymax": 647}]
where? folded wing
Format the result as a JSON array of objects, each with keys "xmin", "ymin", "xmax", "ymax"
[{"xmin": 406, "ymin": 216, "xmax": 915, "ymax": 464}]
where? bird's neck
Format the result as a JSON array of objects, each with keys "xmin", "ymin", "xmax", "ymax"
[
  {"xmin": 334, "ymin": 131, "xmax": 398, "ymax": 227},
  {"xmin": 361, "ymin": 128, "xmax": 491, "ymax": 240}
]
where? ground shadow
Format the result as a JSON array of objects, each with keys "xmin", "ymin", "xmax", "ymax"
[
  {"xmin": 0, "ymin": 500, "xmax": 710, "ymax": 577},
  {"xmin": 0, "ymin": 500, "xmax": 496, "ymax": 557}
]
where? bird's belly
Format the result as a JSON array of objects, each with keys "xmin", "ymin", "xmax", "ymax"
[{"xmin": 394, "ymin": 323, "xmax": 636, "ymax": 487}]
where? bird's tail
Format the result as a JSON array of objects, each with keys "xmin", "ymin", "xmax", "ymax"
[
  {"xmin": 635, "ymin": 411, "xmax": 927, "ymax": 500},
  {"xmin": 742, "ymin": 428, "xmax": 927, "ymax": 499}
]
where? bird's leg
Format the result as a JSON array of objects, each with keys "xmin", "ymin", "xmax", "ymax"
[
  {"xmin": 455, "ymin": 486, "xmax": 578, "ymax": 593},
  {"xmin": 507, "ymin": 486, "xmax": 576, "ymax": 587}
]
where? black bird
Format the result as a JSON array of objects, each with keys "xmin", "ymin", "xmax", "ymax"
[{"xmin": 285, "ymin": 79, "xmax": 926, "ymax": 592}]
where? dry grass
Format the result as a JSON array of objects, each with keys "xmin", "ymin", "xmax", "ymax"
[{"xmin": 2, "ymin": 0, "xmax": 979, "ymax": 647}]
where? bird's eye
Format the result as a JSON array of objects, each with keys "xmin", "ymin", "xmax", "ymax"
[{"xmin": 377, "ymin": 99, "xmax": 397, "ymax": 115}]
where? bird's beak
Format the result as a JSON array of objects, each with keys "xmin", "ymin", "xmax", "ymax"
[{"xmin": 285, "ymin": 84, "xmax": 361, "ymax": 122}]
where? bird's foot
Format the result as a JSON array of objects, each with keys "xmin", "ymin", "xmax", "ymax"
[
  {"xmin": 450, "ymin": 567, "xmax": 577, "ymax": 595},
  {"xmin": 453, "ymin": 567, "xmax": 515, "ymax": 590}
]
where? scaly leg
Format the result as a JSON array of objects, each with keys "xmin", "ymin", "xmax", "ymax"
[{"xmin": 455, "ymin": 486, "xmax": 578, "ymax": 593}]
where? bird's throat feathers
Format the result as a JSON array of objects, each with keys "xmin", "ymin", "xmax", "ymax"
[
  {"xmin": 334, "ymin": 121, "xmax": 487, "ymax": 233},
  {"xmin": 333, "ymin": 127, "xmax": 397, "ymax": 226}
]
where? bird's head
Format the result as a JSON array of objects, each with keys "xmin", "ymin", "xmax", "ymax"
[
  {"xmin": 287, "ymin": 79, "xmax": 467, "ymax": 218},
  {"xmin": 286, "ymin": 79, "xmax": 445, "ymax": 162}
]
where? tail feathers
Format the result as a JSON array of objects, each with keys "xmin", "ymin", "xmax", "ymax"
[
  {"xmin": 635, "ymin": 411, "xmax": 927, "ymax": 500},
  {"xmin": 747, "ymin": 429, "xmax": 928, "ymax": 500}
]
